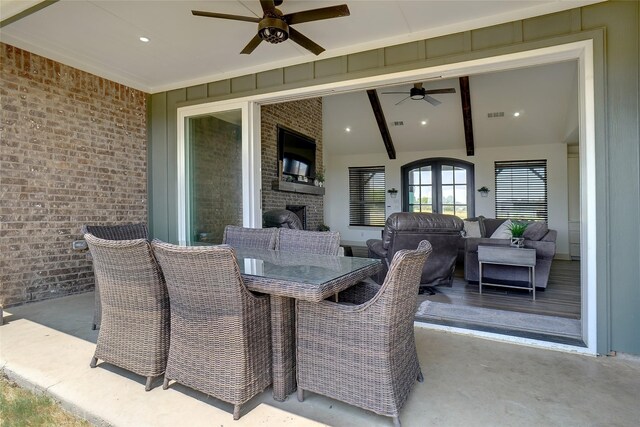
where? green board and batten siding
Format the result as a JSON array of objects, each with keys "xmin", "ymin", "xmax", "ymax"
[{"xmin": 148, "ymin": 1, "xmax": 639, "ymax": 356}]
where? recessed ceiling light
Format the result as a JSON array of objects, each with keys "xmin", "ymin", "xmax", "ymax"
[
  {"xmin": 345, "ymin": 127, "xmax": 351, "ymax": 132},
  {"xmin": 139, "ymin": 36, "xmax": 150, "ymax": 43},
  {"xmin": 513, "ymin": 112, "xmax": 520, "ymax": 117},
  {"xmin": 421, "ymin": 120, "xmax": 427, "ymax": 126}
]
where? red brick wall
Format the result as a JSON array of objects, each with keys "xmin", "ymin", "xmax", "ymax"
[
  {"xmin": 0, "ymin": 43, "xmax": 148, "ymax": 306},
  {"xmin": 261, "ymin": 98, "xmax": 324, "ymax": 230}
]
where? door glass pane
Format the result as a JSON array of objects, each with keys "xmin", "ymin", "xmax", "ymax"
[
  {"xmin": 454, "ymin": 167, "xmax": 467, "ymax": 184},
  {"xmin": 420, "ymin": 167, "xmax": 432, "ymax": 185},
  {"xmin": 442, "ymin": 165, "xmax": 453, "ymax": 184},
  {"xmin": 420, "ymin": 186, "xmax": 432, "ymax": 205},
  {"xmin": 188, "ymin": 109, "xmax": 243, "ymax": 245},
  {"xmin": 442, "ymin": 185, "xmax": 454, "ymax": 204},
  {"xmin": 442, "ymin": 205, "xmax": 455, "ymax": 215},
  {"xmin": 455, "ymin": 185, "xmax": 467, "ymax": 204},
  {"xmin": 409, "ymin": 170, "xmax": 420, "ymax": 185},
  {"xmin": 455, "ymin": 206, "xmax": 468, "ymax": 219}
]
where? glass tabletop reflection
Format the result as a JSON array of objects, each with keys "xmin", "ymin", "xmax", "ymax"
[{"xmin": 234, "ymin": 247, "xmax": 380, "ymax": 285}]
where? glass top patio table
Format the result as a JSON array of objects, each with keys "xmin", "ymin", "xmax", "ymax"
[{"xmin": 233, "ymin": 247, "xmax": 382, "ymax": 302}]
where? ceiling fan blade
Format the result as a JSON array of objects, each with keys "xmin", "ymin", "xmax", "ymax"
[
  {"xmin": 425, "ymin": 88, "xmax": 456, "ymax": 94},
  {"xmin": 192, "ymin": 10, "xmax": 260, "ymax": 23},
  {"xmin": 414, "ymin": 82, "xmax": 423, "ymax": 89},
  {"xmin": 425, "ymin": 95, "xmax": 442, "ymax": 106},
  {"xmin": 259, "ymin": 0, "xmax": 276, "ymax": 14},
  {"xmin": 381, "ymin": 91, "xmax": 410, "ymax": 95},
  {"xmin": 289, "ymin": 27, "xmax": 325, "ymax": 55},
  {"xmin": 240, "ymin": 34, "xmax": 263, "ymax": 55},
  {"xmin": 284, "ymin": 4, "xmax": 350, "ymax": 25},
  {"xmin": 395, "ymin": 95, "xmax": 411, "ymax": 106}
]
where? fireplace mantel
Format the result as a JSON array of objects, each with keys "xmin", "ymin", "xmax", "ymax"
[{"xmin": 271, "ymin": 180, "xmax": 325, "ymax": 196}]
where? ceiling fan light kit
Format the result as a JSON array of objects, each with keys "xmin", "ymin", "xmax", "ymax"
[
  {"xmin": 192, "ymin": 1, "xmax": 350, "ymax": 55},
  {"xmin": 258, "ymin": 18, "xmax": 289, "ymax": 43}
]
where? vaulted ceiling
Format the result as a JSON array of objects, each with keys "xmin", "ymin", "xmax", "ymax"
[{"xmin": 323, "ymin": 60, "xmax": 578, "ymax": 155}]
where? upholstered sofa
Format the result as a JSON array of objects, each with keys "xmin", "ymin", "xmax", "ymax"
[
  {"xmin": 366, "ymin": 212, "xmax": 464, "ymax": 291},
  {"xmin": 263, "ymin": 209, "xmax": 303, "ymax": 229},
  {"xmin": 463, "ymin": 217, "xmax": 557, "ymax": 289}
]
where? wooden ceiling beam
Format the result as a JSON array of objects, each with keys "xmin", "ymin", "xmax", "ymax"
[
  {"xmin": 366, "ymin": 89, "xmax": 396, "ymax": 159},
  {"xmin": 459, "ymin": 76, "xmax": 475, "ymax": 156}
]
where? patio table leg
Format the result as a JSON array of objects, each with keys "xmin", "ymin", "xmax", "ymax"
[{"xmin": 270, "ymin": 295, "xmax": 296, "ymax": 401}]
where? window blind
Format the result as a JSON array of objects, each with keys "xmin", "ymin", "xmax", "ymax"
[
  {"xmin": 494, "ymin": 160, "xmax": 548, "ymax": 221},
  {"xmin": 349, "ymin": 166, "xmax": 386, "ymax": 226}
]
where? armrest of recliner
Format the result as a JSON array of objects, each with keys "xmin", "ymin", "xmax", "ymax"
[{"xmin": 366, "ymin": 239, "xmax": 387, "ymax": 259}]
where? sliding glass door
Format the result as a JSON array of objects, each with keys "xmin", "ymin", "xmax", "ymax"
[{"xmin": 177, "ymin": 102, "xmax": 260, "ymax": 245}]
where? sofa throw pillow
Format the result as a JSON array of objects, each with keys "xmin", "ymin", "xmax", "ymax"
[
  {"xmin": 465, "ymin": 216, "xmax": 486, "ymax": 237},
  {"xmin": 490, "ymin": 219, "xmax": 512, "ymax": 239},
  {"xmin": 523, "ymin": 221, "xmax": 549, "ymax": 241},
  {"xmin": 463, "ymin": 220, "xmax": 482, "ymax": 238}
]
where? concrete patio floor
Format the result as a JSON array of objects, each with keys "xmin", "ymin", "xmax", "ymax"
[{"xmin": 1, "ymin": 292, "xmax": 639, "ymax": 427}]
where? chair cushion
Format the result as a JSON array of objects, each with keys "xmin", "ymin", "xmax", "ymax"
[{"xmin": 523, "ymin": 221, "xmax": 549, "ymax": 241}]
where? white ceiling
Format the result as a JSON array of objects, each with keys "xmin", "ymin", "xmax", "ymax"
[
  {"xmin": 0, "ymin": 0, "xmax": 601, "ymax": 93},
  {"xmin": 323, "ymin": 60, "xmax": 578, "ymax": 155}
]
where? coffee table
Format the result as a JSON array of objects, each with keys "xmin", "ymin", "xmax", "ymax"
[{"xmin": 477, "ymin": 245, "xmax": 537, "ymax": 300}]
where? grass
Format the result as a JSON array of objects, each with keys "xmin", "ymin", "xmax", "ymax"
[{"xmin": 0, "ymin": 374, "xmax": 90, "ymax": 427}]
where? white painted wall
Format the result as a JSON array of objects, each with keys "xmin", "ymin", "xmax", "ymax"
[{"xmin": 325, "ymin": 143, "xmax": 569, "ymax": 257}]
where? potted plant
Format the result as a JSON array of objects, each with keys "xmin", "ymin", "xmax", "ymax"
[
  {"xmin": 315, "ymin": 168, "xmax": 325, "ymax": 187},
  {"xmin": 477, "ymin": 186, "xmax": 490, "ymax": 197},
  {"xmin": 317, "ymin": 224, "xmax": 330, "ymax": 231},
  {"xmin": 508, "ymin": 221, "xmax": 528, "ymax": 248}
]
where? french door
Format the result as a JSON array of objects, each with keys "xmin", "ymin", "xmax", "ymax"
[{"xmin": 401, "ymin": 158, "xmax": 475, "ymax": 219}]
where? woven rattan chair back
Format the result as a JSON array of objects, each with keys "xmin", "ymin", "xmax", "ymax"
[
  {"xmin": 81, "ymin": 223, "xmax": 148, "ymax": 330},
  {"xmin": 81, "ymin": 223, "xmax": 148, "ymax": 240},
  {"xmin": 377, "ymin": 240, "xmax": 434, "ymax": 327},
  {"xmin": 276, "ymin": 229, "xmax": 341, "ymax": 255},
  {"xmin": 151, "ymin": 241, "xmax": 272, "ymax": 420},
  {"xmin": 296, "ymin": 240, "xmax": 432, "ymax": 427},
  {"xmin": 222, "ymin": 225, "xmax": 277, "ymax": 249},
  {"xmin": 85, "ymin": 233, "xmax": 169, "ymax": 391}
]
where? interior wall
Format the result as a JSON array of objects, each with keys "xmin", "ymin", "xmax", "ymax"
[
  {"xmin": 260, "ymin": 99, "xmax": 324, "ymax": 230},
  {"xmin": 325, "ymin": 143, "xmax": 569, "ymax": 256}
]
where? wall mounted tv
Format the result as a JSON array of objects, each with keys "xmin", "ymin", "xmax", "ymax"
[{"xmin": 277, "ymin": 125, "xmax": 316, "ymax": 179}]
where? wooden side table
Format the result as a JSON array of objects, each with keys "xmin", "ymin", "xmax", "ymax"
[{"xmin": 478, "ymin": 245, "xmax": 537, "ymax": 300}]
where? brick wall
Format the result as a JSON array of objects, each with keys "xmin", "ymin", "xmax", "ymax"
[
  {"xmin": 261, "ymin": 98, "xmax": 324, "ymax": 230},
  {"xmin": 0, "ymin": 43, "xmax": 148, "ymax": 306}
]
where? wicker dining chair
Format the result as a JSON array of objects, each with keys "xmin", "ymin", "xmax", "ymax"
[
  {"xmin": 85, "ymin": 233, "xmax": 169, "ymax": 391},
  {"xmin": 276, "ymin": 228, "xmax": 341, "ymax": 255},
  {"xmin": 296, "ymin": 240, "xmax": 433, "ymax": 427},
  {"xmin": 151, "ymin": 241, "xmax": 272, "ymax": 421},
  {"xmin": 81, "ymin": 223, "xmax": 149, "ymax": 330},
  {"xmin": 222, "ymin": 225, "xmax": 278, "ymax": 249}
]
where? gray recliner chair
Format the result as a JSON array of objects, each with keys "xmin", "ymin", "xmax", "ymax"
[
  {"xmin": 263, "ymin": 209, "xmax": 304, "ymax": 229},
  {"xmin": 366, "ymin": 212, "xmax": 464, "ymax": 294}
]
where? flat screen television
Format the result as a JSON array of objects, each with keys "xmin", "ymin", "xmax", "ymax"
[{"xmin": 277, "ymin": 125, "xmax": 316, "ymax": 179}]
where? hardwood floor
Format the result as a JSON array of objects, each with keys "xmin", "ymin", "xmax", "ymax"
[
  {"xmin": 421, "ymin": 259, "xmax": 581, "ymax": 320},
  {"xmin": 351, "ymin": 244, "xmax": 583, "ymax": 343}
]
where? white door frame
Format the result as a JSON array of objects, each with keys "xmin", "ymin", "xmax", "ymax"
[
  {"xmin": 176, "ymin": 101, "xmax": 262, "ymax": 245},
  {"xmin": 176, "ymin": 40, "xmax": 596, "ymax": 354}
]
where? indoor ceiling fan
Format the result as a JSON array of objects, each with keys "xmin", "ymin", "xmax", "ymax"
[
  {"xmin": 382, "ymin": 82, "xmax": 456, "ymax": 106},
  {"xmin": 192, "ymin": 0, "xmax": 350, "ymax": 56}
]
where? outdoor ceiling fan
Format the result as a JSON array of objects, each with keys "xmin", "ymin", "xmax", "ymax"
[
  {"xmin": 192, "ymin": 0, "xmax": 350, "ymax": 56},
  {"xmin": 382, "ymin": 82, "xmax": 456, "ymax": 106}
]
